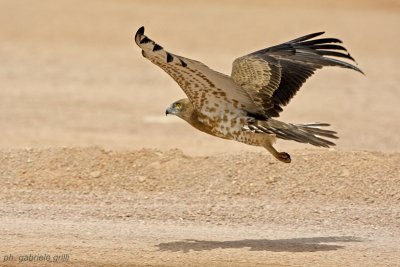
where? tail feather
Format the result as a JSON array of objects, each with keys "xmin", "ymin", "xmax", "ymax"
[
  {"xmin": 295, "ymin": 123, "xmax": 338, "ymax": 139},
  {"xmin": 252, "ymin": 120, "xmax": 338, "ymax": 147}
]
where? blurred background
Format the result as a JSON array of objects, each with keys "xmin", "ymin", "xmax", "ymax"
[{"xmin": 0, "ymin": 0, "xmax": 399, "ymax": 155}]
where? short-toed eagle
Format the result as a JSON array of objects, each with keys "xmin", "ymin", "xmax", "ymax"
[{"xmin": 135, "ymin": 27, "xmax": 362, "ymax": 163}]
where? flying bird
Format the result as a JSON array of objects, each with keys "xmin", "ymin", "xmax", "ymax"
[{"xmin": 135, "ymin": 27, "xmax": 362, "ymax": 163}]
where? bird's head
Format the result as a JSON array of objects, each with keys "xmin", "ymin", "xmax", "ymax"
[{"xmin": 165, "ymin": 98, "xmax": 193, "ymax": 121}]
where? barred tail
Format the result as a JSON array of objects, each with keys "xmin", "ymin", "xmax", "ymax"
[{"xmin": 249, "ymin": 120, "xmax": 338, "ymax": 147}]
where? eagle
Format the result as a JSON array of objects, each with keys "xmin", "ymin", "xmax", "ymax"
[{"xmin": 135, "ymin": 26, "xmax": 362, "ymax": 163}]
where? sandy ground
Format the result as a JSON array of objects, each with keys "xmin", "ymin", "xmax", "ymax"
[{"xmin": 0, "ymin": 0, "xmax": 400, "ymax": 266}]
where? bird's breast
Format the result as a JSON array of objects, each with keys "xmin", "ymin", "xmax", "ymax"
[{"xmin": 190, "ymin": 110, "xmax": 247, "ymax": 140}]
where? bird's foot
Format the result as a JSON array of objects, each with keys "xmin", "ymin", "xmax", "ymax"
[{"xmin": 277, "ymin": 152, "xmax": 291, "ymax": 163}]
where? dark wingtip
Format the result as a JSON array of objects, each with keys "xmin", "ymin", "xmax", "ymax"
[
  {"xmin": 139, "ymin": 36, "xmax": 151, "ymax": 44},
  {"xmin": 138, "ymin": 26, "xmax": 145, "ymax": 34},
  {"xmin": 166, "ymin": 53, "xmax": 173, "ymax": 63},
  {"xmin": 136, "ymin": 26, "xmax": 145, "ymax": 38},
  {"xmin": 350, "ymin": 58, "xmax": 365, "ymax": 75},
  {"xmin": 349, "ymin": 63, "xmax": 365, "ymax": 75},
  {"xmin": 305, "ymin": 31, "xmax": 326, "ymax": 39},
  {"xmin": 287, "ymin": 31, "xmax": 325, "ymax": 44},
  {"xmin": 179, "ymin": 58, "xmax": 187, "ymax": 67},
  {"xmin": 153, "ymin": 43, "xmax": 163, "ymax": 51}
]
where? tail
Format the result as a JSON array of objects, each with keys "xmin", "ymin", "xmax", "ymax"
[{"xmin": 248, "ymin": 119, "xmax": 338, "ymax": 147}]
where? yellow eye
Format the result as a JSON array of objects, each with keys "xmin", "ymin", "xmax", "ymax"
[{"xmin": 174, "ymin": 103, "xmax": 182, "ymax": 110}]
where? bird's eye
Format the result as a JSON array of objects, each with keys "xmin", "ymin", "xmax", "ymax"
[{"xmin": 174, "ymin": 103, "xmax": 182, "ymax": 110}]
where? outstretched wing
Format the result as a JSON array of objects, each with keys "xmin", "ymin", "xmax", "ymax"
[
  {"xmin": 135, "ymin": 27, "xmax": 260, "ymax": 115},
  {"xmin": 231, "ymin": 32, "xmax": 363, "ymax": 117}
]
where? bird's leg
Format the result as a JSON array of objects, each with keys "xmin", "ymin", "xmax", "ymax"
[
  {"xmin": 238, "ymin": 131, "xmax": 291, "ymax": 163},
  {"xmin": 263, "ymin": 138, "xmax": 291, "ymax": 163}
]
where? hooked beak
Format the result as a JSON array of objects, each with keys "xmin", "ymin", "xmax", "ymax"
[{"xmin": 165, "ymin": 106, "xmax": 173, "ymax": 116}]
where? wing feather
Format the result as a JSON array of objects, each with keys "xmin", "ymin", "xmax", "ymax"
[
  {"xmin": 231, "ymin": 32, "xmax": 363, "ymax": 117},
  {"xmin": 231, "ymin": 55, "xmax": 281, "ymax": 115},
  {"xmin": 135, "ymin": 27, "xmax": 260, "ymax": 115}
]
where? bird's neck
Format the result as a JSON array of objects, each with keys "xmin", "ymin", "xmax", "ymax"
[{"xmin": 182, "ymin": 110, "xmax": 215, "ymax": 137}]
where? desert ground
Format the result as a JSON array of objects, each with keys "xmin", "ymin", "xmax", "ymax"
[{"xmin": 0, "ymin": 0, "xmax": 399, "ymax": 266}]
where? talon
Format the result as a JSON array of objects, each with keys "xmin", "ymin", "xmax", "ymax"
[{"xmin": 277, "ymin": 152, "xmax": 291, "ymax": 163}]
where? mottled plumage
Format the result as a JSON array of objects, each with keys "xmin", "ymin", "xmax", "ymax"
[{"xmin": 135, "ymin": 26, "xmax": 362, "ymax": 163}]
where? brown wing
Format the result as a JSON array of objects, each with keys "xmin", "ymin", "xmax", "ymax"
[
  {"xmin": 135, "ymin": 27, "xmax": 261, "ymax": 115},
  {"xmin": 231, "ymin": 55, "xmax": 282, "ymax": 118},
  {"xmin": 231, "ymin": 32, "xmax": 363, "ymax": 117}
]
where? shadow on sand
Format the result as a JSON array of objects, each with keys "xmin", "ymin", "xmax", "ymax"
[{"xmin": 157, "ymin": 236, "xmax": 363, "ymax": 253}]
